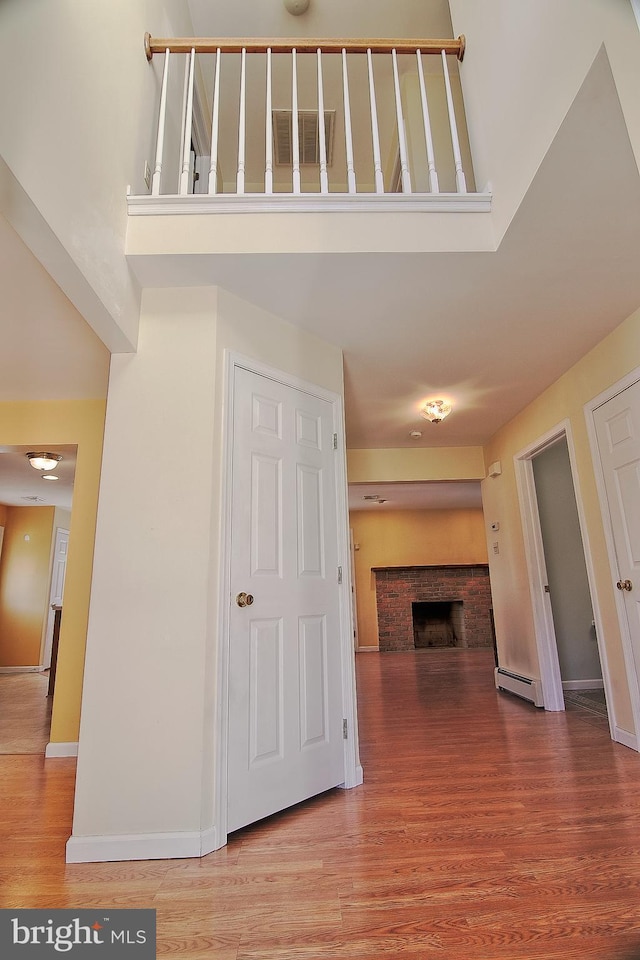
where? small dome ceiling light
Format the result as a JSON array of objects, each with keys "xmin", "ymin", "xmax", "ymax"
[
  {"xmin": 27, "ymin": 452, "xmax": 62, "ymax": 471},
  {"xmin": 420, "ymin": 399, "xmax": 452, "ymax": 424},
  {"xmin": 409, "ymin": 430, "xmax": 422, "ymax": 439},
  {"xmin": 41, "ymin": 475, "xmax": 59, "ymax": 481},
  {"xmin": 283, "ymin": 0, "xmax": 310, "ymax": 13}
]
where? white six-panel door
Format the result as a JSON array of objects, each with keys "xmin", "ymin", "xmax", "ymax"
[
  {"xmin": 226, "ymin": 365, "xmax": 346, "ymax": 832},
  {"xmin": 593, "ymin": 379, "xmax": 640, "ymax": 720}
]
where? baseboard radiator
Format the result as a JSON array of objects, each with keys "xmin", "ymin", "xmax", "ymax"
[{"xmin": 495, "ymin": 667, "xmax": 544, "ymax": 707}]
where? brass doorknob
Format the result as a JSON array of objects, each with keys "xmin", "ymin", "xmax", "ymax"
[
  {"xmin": 616, "ymin": 579, "xmax": 633, "ymax": 592},
  {"xmin": 236, "ymin": 592, "xmax": 254, "ymax": 607}
]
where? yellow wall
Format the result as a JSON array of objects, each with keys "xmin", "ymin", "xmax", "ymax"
[
  {"xmin": 350, "ymin": 508, "xmax": 488, "ymax": 648},
  {"xmin": 0, "ymin": 506, "xmax": 54, "ymax": 666},
  {"xmin": 0, "ymin": 400, "xmax": 106, "ymax": 743},
  {"xmin": 348, "ymin": 446, "xmax": 485, "ymax": 482},
  {"xmin": 482, "ymin": 307, "xmax": 640, "ymax": 735},
  {"xmin": 0, "ymin": 504, "xmax": 7, "ymax": 526}
]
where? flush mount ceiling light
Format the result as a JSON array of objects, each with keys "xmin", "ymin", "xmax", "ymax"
[
  {"xmin": 41, "ymin": 474, "xmax": 59, "ymax": 481},
  {"xmin": 283, "ymin": 0, "xmax": 310, "ymax": 13},
  {"xmin": 27, "ymin": 452, "xmax": 62, "ymax": 471},
  {"xmin": 420, "ymin": 400, "xmax": 452, "ymax": 424}
]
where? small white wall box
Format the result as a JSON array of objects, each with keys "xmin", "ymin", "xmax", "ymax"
[{"xmin": 488, "ymin": 461, "xmax": 502, "ymax": 478}]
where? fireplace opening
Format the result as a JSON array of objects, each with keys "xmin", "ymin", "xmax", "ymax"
[{"xmin": 412, "ymin": 600, "xmax": 465, "ymax": 649}]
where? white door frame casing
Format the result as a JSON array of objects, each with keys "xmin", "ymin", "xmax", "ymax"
[
  {"xmin": 585, "ymin": 367, "xmax": 640, "ymax": 752},
  {"xmin": 514, "ymin": 420, "xmax": 615, "ymax": 733},
  {"xmin": 212, "ymin": 351, "xmax": 362, "ymax": 849}
]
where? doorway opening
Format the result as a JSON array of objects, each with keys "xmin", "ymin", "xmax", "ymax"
[
  {"xmin": 0, "ymin": 444, "xmax": 76, "ymax": 755},
  {"xmin": 515, "ymin": 421, "xmax": 611, "ymax": 727}
]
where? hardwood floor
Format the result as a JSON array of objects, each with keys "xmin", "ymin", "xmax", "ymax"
[
  {"xmin": 2, "ymin": 649, "xmax": 640, "ymax": 959},
  {"xmin": 0, "ymin": 671, "xmax": 51, "ymax": 754}
]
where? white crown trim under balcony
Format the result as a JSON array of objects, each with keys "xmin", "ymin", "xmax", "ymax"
[{"xmin": 127, "ymin": 192, "xmax": 492, "ymax": 216}]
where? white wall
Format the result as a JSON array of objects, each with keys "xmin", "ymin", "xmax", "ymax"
[
  {"xmin": 71, "ymin": 288, "xmax": 219, "ymax": 850},
  {"xmin": 449, "ymin": 0, "xmax": 640, "ymax": 242},
  {"xmin": 70, "ymin": 286, "xmax": 346, "ymax": 859},
  {"xmin": 0, "ymin": 0, "xmax": 195, "ymax": 351}
]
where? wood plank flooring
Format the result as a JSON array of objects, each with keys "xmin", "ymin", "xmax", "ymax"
[
  {"xmin": 3, "ymin": 649, "xmax": 640, "ymax": 959},
  {"xmin": 0, "ymin": 671, "xmax": 51, "ymax": 754}
]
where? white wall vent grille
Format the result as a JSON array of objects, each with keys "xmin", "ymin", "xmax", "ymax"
[{"xmin": 273, "ymin": 110, "xmax": 336, "ymax": 166}]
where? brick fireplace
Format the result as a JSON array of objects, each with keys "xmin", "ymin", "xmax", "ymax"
[{"xmin": 373, "ymin": 565, "xmax": 494, "ymax": 652}]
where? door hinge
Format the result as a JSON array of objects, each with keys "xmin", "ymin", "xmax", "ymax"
[
  {"xmin": 333, "ymin": 433, "xmax": 338, "ymax": 450},
  {"xmin": 338, "ymin": 565, "xmax": 343, "ymax": 584},
  {"xmin": 343, "ymin": 718, "xmax": 348, "ymax": 739}
]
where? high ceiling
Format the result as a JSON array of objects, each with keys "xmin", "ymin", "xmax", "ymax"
[
  {"xmin": 2, "ymin": 2, "xmax": 640, "ymax": 511},
  {"xmin": 185, "ymin": 0, "xmax": 454, "ymax": 42},
  {"xmin": 128, "ymin": 45, "xmax": 640, "ymax": 451}
]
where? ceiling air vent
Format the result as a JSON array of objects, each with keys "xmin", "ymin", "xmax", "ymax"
[{"xmin": 273, "ymin": 109, "xmax": 335, "ymax": 166}]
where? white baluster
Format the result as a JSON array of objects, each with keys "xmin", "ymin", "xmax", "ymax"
[
  {"xmin": 341, "ymin": 50, "xmax": 356, "ymax": 194},
  {"xmin": 392, "ymin": 49, "xmax": 411, "ymax": 194},
  {"xmin": 237, "ymin": 48, "xmax": 246, "ymax": 194},
  {"xmin": 441, "ymin": 49, "xmax": 467, "ymax": 194},
  {"xmin": 151, "ymin": 49, "xmax": 170, "ymax": 196},
  {"xmin": 416, "ymin": 50, "xmax": 439, "ymax": 194},
  {"xmin": 179, "ymin": 48, "xmax": 195, "ymax": 195},
  {"xmin": 292, "ymin": 49, "xmax": 300, "ymax": 194},
  {"xmin": 317, "ymin": 49, "xmax": 328, "ymax": 194},
  {"xmin": 208, "ymin": 48, "xmax": 221, "ymax": 195},
  {"xmin": 265, "ymin": 48, "xmax": 273, "ymax": 195},
  {"xmin": 367, "ymin": 49, "xmax": 384, "ymax": 194}
]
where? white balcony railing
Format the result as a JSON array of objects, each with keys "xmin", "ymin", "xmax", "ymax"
[{"xmin": 130, "ymin": 34, "xmax": 490, "ymax": 214}]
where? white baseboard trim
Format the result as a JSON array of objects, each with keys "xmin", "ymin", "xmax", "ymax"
[
  {"xmin": 562, "ymin": 679, "xmax": 604, "ymax": 691},
  {"xmin": 338, "ymin": 764, "xmax": 364, "ymax": 788},
  {"xmin": 200, "ymin": 825, "xmax": 220, "ymax": 856},
  {"xmin": 66, "ymin": 827, "xmax": 221, "ymax": 863},
  {"xmin": 613, "ymin": 726, "xmax": 638, "ymax": 752},
  {"xmin": 0, "ymin": 665, "xmax": 44, "ymax": 674},
  {"xmin": 356, "ymin": 647, "xmax": 379, "ymax": 653},
  {"xmin": 45, "ymin": 741, "xmax": 78, "ymax": 758}
]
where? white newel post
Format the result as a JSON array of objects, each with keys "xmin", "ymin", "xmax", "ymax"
[
  {"xmin": 151, "ymin": 49, "xmax": 170, "ymax": 196},
  {"xmin": 366, "ymin": 49, "xmax": 384, "ymax": 194},
  {"xmin": 441, "ymin": 49, "xmax": 467, "ymax": 194},
  {"xmin": 317, "ymin": 49, "xmax": 328, "ymax": 194},
  {"xmin": 416, "ymin": 50, "xmax": 439, "ymax": 194},
  {"xmin": 237, "ymin": 48, "xmax": 246, "ymax": 194},
  {"xmin": 179, "ymin": 48, "xmax": 195, "ymax": 196},
  {"xmin": 341, "ymin": 49, "xmax": 356, "ymax": 194},
  {"xmin": 391, "ymin": 49, "xmax": 411, "ymax": 194},
  {"xmin": 208, "ymin": 49, "xmax": 221, "ymax": 195},
  {"xmin": 292, "ymin": 49, "xmax": 301, "ymax": 194},
  {"xmin": 265, "ymin": 48, "xmax": 273, "ymax": 195}
]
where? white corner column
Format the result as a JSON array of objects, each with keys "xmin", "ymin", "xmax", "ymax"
[{"xmin": 67, "ymin": 287, "xmax": 220, "ymax": 863}]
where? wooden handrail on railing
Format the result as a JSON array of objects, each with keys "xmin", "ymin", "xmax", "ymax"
[
  {"xmin": 144, "ymin": 34, "xmax": 466, "ymax": 61},
  {"xmin": 142, "ymin": 32, "xmax": 473, "ymax": 200}
]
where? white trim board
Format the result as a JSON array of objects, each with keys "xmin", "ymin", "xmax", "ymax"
[
  {"xmin": 66, "ymin": 827, "xmax": 218, "ymax": 864},
  {"xmin": 127, "ymin": 192, "xmax": 492, "ymax": 217},
  {"xmin": 514, "ymin": 420, "xmax": 614, "ymax": 737},
  {"xmin": 45, "ymin": 741, "xmax": 78, "ymax": 758},
  {"xmin": 584, "ymin": 366, "xmax": 640, "ymax": 753},
  {"xmin": 0, "ymin": 666, "xmax": 44, "ymax": 674},
  {"xmin": 562, "ymin": 679, "xmax": 604, "ymax": 691}
]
